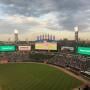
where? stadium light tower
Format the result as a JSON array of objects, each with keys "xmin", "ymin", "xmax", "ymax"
[
  {"xmin": 74, "ymin": 26, "xmax": 79, "ymax": 43},
  {"xmin": 74, "ymin": 26, "xmax": 79, "ymax": 53},
  {"xmin": 14, "ymin": 29, "xmax": 19, "ymax": 42}
]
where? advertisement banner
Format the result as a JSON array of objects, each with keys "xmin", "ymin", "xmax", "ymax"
[
  {"xmin": 77, "ymin": 47, "xmax": 90, "ymax": 55},
  {"xmin": 0, "ymin": 45, "xmax": 16, "ymax": 52},
  {"xmin": 61, "ymin": 46, "xmax": 74, "ymax": 51},
  {"xmin": 18, "ymin": 46, "xmax": 31, "ymax": 51}
]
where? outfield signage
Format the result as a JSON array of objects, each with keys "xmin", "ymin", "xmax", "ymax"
[
  {"xmin": 61, "ymin": 46, "xmax": 74, "ymax": 51},
  {"xmin": 18, "ymin": 46, "xmax": 31, "ymax": 51},
  {"xmin": 77, "ymin": 47, "xmax": 90, "ymax": 55},
  {"xmin": 35, "ymin": 42, "xmax": 57, "ymax": 50},
  {"xmin": 0, "ymin": 45, "xmax": 16, "ymax": 52}
]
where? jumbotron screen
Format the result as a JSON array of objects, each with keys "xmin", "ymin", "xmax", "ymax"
[
  {"xmin": 77, "ymin": 47, "xmax": 90, "ymax": 55},
  {"xmin": 35, "ymin": 42, "xmax": 57, "ymax": 50},
  {"xmin": 0, "ymin": 45, "xmax": 16, "ymax": 52}
]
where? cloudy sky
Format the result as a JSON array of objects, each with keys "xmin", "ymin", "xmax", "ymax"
[{"xmin": 0, "ymin": 0, "xmax": 90, "ymax": 41}]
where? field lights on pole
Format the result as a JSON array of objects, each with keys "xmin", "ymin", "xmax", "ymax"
[
  {"xmin": 74, "ymin": 26, "xmax": 79, "ymax": 53},
  {"xmin": 74, "ymin": 26, "xmax": 79, "ymax": 43},
  {"xmin": 14, "ymin": 29, "xmax": 19, "ymax": 42}
]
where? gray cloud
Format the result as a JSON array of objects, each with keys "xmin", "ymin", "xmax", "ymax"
[
  {"xmin": 0, "ymin": 0, "xmax": 90, "ymax": 33},
  {"xmin": 0, "ymin": 19, "xmax": 30, "ymax": 34}
]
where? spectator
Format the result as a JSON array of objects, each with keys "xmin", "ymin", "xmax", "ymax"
[{"xmin": 83, "ymin": 84, "xmax": 90, "ymax": 90}]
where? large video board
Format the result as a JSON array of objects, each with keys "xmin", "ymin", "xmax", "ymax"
[
  {"xmin": 0, "ymin": 45, "xmax": 16, "ymax": 52},
  {"xmin": 77, "ymin": 47, "xmax": 90, "ymax": 55},
  {"xmin": 35, "ymin": 42, "xmax": 57, "ymax": 50}
]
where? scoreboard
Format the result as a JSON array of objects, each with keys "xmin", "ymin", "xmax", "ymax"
[{"xmin": 35, "ymin": 42, "xmax": 57, "ymax": 50}]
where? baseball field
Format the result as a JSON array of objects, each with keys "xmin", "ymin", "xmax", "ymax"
[{"xmin": 0, "ymin": 63, "xmax": 83, "ymax": 90}]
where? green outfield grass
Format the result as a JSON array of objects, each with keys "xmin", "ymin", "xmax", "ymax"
[{"xmin": 0, "ymin": 63, "xmax": 83, "ymax": 90}]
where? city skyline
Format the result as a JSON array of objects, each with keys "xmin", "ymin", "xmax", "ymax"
[{"xmin": 0, "ymin": 0, "xmax": 90, "ymax": 41}]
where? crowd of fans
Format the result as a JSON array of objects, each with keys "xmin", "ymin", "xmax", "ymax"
[
  {"xmin": 0, "ymin": 51, "xmax": 90, "ymax": 74},
  {"xmin": 47, "ymin": 54, "xmax": 90, "ymax": 72},
  {"xmin": 0, "ymin": 51, "xmax": 30, "ymax": 62}
]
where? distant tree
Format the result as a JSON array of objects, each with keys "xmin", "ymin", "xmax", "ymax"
[{"xmin": 63, "ymin": 38, "xmax": 68, "ymax": 41}]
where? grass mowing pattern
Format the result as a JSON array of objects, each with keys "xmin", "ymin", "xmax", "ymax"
[{"xmin": 0, "ymin": 63, "xmax": 83, "ymax": 90}]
